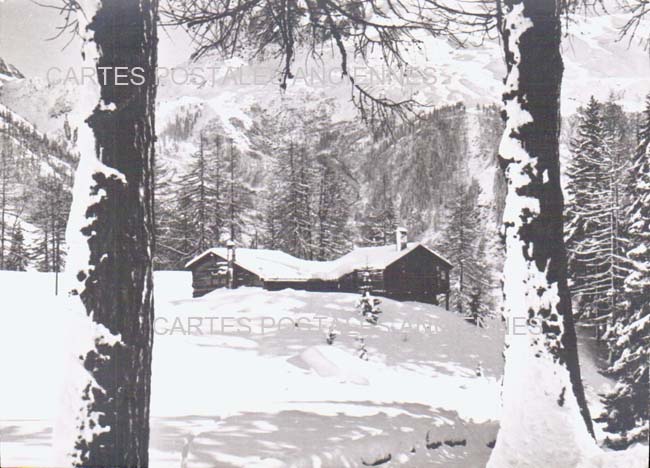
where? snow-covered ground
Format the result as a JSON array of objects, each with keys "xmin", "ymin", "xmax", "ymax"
[
  {"xmin": 0, "ymin": 271, "xmax": 645, "ymax": 467},
  {"xmin": 1, "ymin": 271, "xmax": 503, "ymax": 467}
]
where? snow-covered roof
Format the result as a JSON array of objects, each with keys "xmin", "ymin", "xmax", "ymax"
[
  {"xmin": 320, "ymin": 243, "xmax": 452, "ymax": 280},
  {"xmin": 184, "ymin": 248, "xmax": 312, "ymax": 280},
  {"xmin": 185, "ymin": 243, "xmax": 452, "ymax": 281}
]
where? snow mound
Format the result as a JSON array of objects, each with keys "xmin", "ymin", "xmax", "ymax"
[{"xmin": 297, "ymin": 345, "xmax": 369, "ymax": 385}]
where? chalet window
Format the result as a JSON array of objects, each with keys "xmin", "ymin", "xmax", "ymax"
[{"xmin": 210, "ymin": 262, "xmax": 229, "ymax": 277}]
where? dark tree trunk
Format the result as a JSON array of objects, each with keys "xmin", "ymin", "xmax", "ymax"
[
  {"xmin": 488, "ymin": 0, "xmax": 595, "ymax": 465},
  {"xmin": 60, "ymin": 1, "xmax": 158, "ymax": 466}
]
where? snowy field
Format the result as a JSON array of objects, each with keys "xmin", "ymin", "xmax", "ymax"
[{"xmin": 0, "ymin": 271, "xmax": 642, "ymax": 467}]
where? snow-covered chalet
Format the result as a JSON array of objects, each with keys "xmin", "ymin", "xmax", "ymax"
[{"xmin": 185, "ymin": 229, "xmax": 452, "ymax": 306}]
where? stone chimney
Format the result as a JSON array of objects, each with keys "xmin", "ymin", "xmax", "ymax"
[{"xmin": 395, "ymin": 227, "xmax": 408, "ymax": 251}]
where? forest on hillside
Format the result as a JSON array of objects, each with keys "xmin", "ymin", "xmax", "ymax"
[{"xmin": 0, "ymin": 106, "xmax": 74, "ymax": 273}]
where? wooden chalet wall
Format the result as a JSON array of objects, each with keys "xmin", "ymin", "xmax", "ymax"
[
  {"xmin": 190, "ymin": 253, "xmax": 262, "ymax": 297},
  {"xmin": 337, "ymin": 246, "xmax": 451, "ymax": 305},
  {"xmin": 383, "ymin": 246, "xmax": 450, "ymax": 303},
  {"xmin": 265, "ymin": 279, "xmax": 340, "ymax": 292},
  {"xmin": 338, "ymin": 269, "xmax": 385, "ymax": 293}
]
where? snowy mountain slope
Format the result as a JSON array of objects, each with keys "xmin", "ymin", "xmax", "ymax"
[
  {"xmin": 0, "ymin": 99, "xmax": 75, "ymax": 270},
  {"xmin": 1, "ymin": 10, "xmax": 643, "ymax": 152},
  {"xmin": 152, "ymin": 11, "xmax": 647, "ymax": 132},
  {"xmin": 0, "ymin": 62, "xmax": 76, "ymax": 181},
  {"xmin": 465, "ymin": 107, "xmax": 502, "ymax": 210},
  {"xmin": 0, "ymin": 102, "xmax": 75, "ymax": 178},
  {"xmin": 0, "ymin": 75, "xmax": 80, "ymax": 137}
]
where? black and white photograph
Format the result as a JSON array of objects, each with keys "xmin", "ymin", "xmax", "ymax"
[{"xmin": 0, "ymin": 0, "xmax": 648, "ymax": 466}]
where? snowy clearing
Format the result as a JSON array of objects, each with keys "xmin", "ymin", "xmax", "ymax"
[{"xmin": 0, "ymin": 271, "xmax": 645, "ymax": 467}]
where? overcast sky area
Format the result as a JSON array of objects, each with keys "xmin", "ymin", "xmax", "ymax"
[{"xmin": 0, "ymin": 0, "xmax": 192, "ymax": 76}]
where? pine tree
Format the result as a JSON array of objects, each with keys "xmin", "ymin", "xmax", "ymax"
[
  {"xmin": 271, "ymin": 142, "xmax": 316, "ymax": 259},
  {"xmin": 225, "ymin": 140, "xmax": 253, "ymax": 243},
  {"xmin": 179, "ymin": 134, "xmax": 210, "ymax": 253},
  {"xmin": 566, "ymin": 98, "xmax": 603, "ymax": 272},
  {"xmin": 311, "ymin": 130, "xmax": 353, "ymax": 260},
  {"xmin": 156, "ymin": 133, "xmax": 230, "ymax": 267},
  {"xmin": 359, "ymin": 173, "xmax": 398, "ymax": 247},
  {"xmin": 6, "ymin": 222, "xmax": 27, "ymax": 271},
  {"xmin": 167, "ymin": 207, "xmax": 196, "ymax": 266},
  {"xmin": 467, "ymin": 284, "xmax": 487, "ymax": 327},
  {"xmin": 209, "ymin": 134, "xmax": 226, "ymax": 244},
  {"xmin": 600, "ymin": 94, "xmax": 650, "ymax": 449},
  {"xmin": 263, "ymin": 176, "xmax": 283, "ymax": 250},
  {"xmin": 565, "ymin": 97, "xmax": 629, "ymax": 338},
  {"xmin": 253, "ymin": 106, "xmax": 354, "ymax": 258},
  {"xmin": 439, "ymin": 180, "xmax": 489, "ymax": 316},
  {"xmin": 175, "ymin": 133, "xmax": 224, "ymax": 259},
  {"xmin": 293, "ymin": 145, "xmax": 316, "ymax": 259},
  {"xmin": 315, "ymin": 163, "xmax": 352, "ymax": 260},
  {"xmin": 30, "ymin": 175, "xmax": 71, "ymax": 272},
  {"xmin": 153, "ymin": 155, "xmax": 179, "ymax": 269},
  {"xmin": 465, "ymin": 238, "xmax": 494, "ymax": 327}
]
